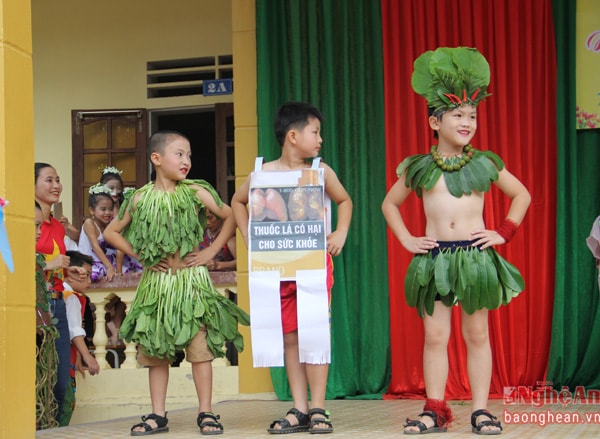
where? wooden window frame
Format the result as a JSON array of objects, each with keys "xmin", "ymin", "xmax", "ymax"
[{"xmin": 71, "ymin": 109, "xmax": 149, "ymax": 229}]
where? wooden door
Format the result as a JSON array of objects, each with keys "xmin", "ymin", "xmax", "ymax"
[
  {"xmin": 215, "ymin": 103, "xmax": 234, "ymax": 203},
  {"xmin": 71, "ymin": 109, "xmax": 148, "ymax": 228}
]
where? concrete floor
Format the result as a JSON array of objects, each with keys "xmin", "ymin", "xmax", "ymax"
[{"xmin": 36, "ymin": 398, "xmax": 600, "ymax": 438}]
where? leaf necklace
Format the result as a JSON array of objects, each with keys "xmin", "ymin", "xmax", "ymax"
[
  {"xmin": 396, "ymin": 145, "xmax": 506, "ymax": 198},
  {"xmin": 430, "ymin": 144, "xmax": 474, "ymax": 172}
]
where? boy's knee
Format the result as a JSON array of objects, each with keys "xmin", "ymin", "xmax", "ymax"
[
  {"xmin": 462, "ymin": 326, "xmax": 489, "ymax": 347},
  {"xmin": 424, "ymin": 327, "xmax": 451, "ymax": 347}
]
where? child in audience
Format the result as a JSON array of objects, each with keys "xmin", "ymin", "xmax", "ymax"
[
  {"xmin": 100, "ymin": 166, "xmax": 142, "ymax": 275},
  {"xmin": 60, "ymin": 250, "xmax": 100, "ymax": 426},
  {"xmin": 100, "ymin": 166, "xmax": 125, "ymax": 211},
  {"xmin": 199, "ymin": 210, "xmax": 237, "ymax": 271},
  {"xmin": 78, "ymin": 184, "xmax": 117, "ymax": 282}
]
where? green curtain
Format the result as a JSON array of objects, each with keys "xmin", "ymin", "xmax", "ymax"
[
  {"xmin": 547, "ymin": 0, "xmax": 600, "ymax": 389},
  {"xmin": 256, "ymin": 0, "xmax": 390, "ymax": 398}
]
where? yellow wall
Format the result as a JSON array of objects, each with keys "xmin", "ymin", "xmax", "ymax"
[
  {"xmin": 31, "ymin": 0, "xmax": 234, "ymax": 219},
  {"xmin": 232, "ymin": 0, "xmax": 273, "ymax": 393},
  {"xmin": 0, "ymin": 0, "xmax": 36, "ymax": 436}
]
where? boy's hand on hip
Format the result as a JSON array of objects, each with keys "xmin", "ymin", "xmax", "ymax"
[
  {"xmin": 402, "ymin": 236, "xmax": 438, "ymax": 254},
  {"xmin": 183, "ymin": 248, "xmax": 215, "ymax": 267},
  {"xmin": 471, "ymin": 229, "xmax": 504, "ymax": 249},
  {"xmin": 149, "ymin": 259, "xmax": 170, "ymax": 272}
]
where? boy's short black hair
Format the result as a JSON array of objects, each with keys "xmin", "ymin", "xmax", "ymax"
[
  {"xmin": 428, "ymin": 107, "xmax": 446, "ymax": 139},
  {"xmin": 66, "ymin": 250, "xmax": 94, "ymax": 268},
  {"xmin": 147, "ymin": 130, "xmax": 189, "ymax": 156},
  {"xmin": 274, "ymin": 102, "xmax": 323, "ymax": 146}
]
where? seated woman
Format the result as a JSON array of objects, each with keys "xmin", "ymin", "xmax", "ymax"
[{"xmin": 199, "ymin": 210, "xmax": 236, "ymax": 271}]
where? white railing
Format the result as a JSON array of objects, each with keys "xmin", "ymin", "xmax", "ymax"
[
  {"xmin": 86, "ymin": 271, "xmax": 237, "ymax": 369},
  {"xmin": 68, "ymin": 271, "xmax": 240, "ymax": 424}
]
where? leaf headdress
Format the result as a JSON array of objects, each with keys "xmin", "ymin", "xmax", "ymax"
[{"xmin": 411, "ymin": 47, "xmax": 491, "ymax": 112}]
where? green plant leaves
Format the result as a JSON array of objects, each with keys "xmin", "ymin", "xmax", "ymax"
[
  {"xmin": 403, "ymin": 246, "xmax": 524, "ymax": 317},
  {"xmin": 397, "ymin": 148, "xmax": 505, "ymax": 198},
  {"xmin": 119, "ymin": 266, "xmax": 250, "ymax": 361}
]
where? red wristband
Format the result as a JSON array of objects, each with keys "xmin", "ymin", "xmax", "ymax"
[{"xmin": 496, "ymin": 218, "xmax": 518, "ymax": 242}]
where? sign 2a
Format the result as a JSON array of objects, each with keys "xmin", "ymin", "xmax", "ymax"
[{"xmin": 203, "ymin": 79, "xmax": 233, "ymax": 96}]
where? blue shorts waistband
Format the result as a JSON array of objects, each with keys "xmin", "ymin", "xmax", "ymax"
[{"xmin": 432, "ymin": 240, "xmax": 480, "ymax": 257}]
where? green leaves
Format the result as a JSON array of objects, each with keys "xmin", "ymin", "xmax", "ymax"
[
  {"xmin": 399, "ymin": 148, "xmax": 505, "ymax": 198},
  {"xmin": 434, "ymin": 252, "xmax": 451, "ymax": 295},
  {"xmin": 124, "ymin": 180, "xmax": 225, "ymax": 266},
  {"xmin": 404, "ymin": 246, "xmax": 524, "ymax": 317},
  {"xmin": 118, "ymin": 267, "xmax": 250, "ymax": 361},
  {"xmin": 411, "ymin": 47, "xmax": 491, "ymax": 112},
  {"xmin": 117, "ymin": 179, "xmax": 250, "ymax": 361}
]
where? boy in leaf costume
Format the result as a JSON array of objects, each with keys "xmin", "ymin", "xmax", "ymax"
[
  {"xmin": 105, "ymin": 130, "xmax": 249, "ymax": 436},
  {"xmin": 382, "ymin": 47, "xmax": 531, "ymax": 435}
]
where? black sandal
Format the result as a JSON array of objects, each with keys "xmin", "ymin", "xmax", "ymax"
[
  {"xmin": 267, "ymin": 407, "xmax": 310, "ymax": 434},
  {"xmin": 197, "ymin": 412, "xmax": 224, "ymax": 436},
  {"xmin": 403, "ymin": 410, "xmax": 447, "ymax": 435},
  {"xmin": 308, "ymin": 408, "xmax": 333, "ymax": 435},
  {"xmin": 130, "ymin": 413, "xmax": 169, "ymax": 436},
  {"xmin": 471, "ymin": 409, "xmax": 502, "ymax": 435}
]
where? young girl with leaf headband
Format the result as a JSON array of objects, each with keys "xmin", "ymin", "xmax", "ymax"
[
  {"xmin": 78, "ymin": 184, "xmax": 117, "ymax": 282},
  {"xmin": 382, "ymin": 47, "xmax": 531, "ymax": 435},
  {"xmin": 98, "ymin": 166, "xmax": 143, "ymax": 275}
]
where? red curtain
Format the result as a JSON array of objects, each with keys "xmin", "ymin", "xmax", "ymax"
[{"xmin": 382, "ymin": 0, "xmax": 557, "ymax": 399}]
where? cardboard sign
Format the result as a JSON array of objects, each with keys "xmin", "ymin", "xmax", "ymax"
[{"xmin": 248, "ymin": 168, "xmax": 327, "ymax": 280}]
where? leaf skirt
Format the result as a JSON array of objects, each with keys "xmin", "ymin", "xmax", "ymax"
[
  {"xmin": 119, "ymin": 266, "xmax": 250, "ymax": 361},
  {"xmin": 404, "ymin": 244, "xmax": 524, "ymax": 317}
]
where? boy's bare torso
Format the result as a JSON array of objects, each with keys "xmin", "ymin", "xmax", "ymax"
[{"xmin": 422, "ymin": 176, "xmax": 485, "ymax": 241}]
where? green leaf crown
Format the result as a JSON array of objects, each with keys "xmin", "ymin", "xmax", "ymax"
[{"xmin": 411, "ymin": 47, "xmax": 491, "ymax": 112}]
